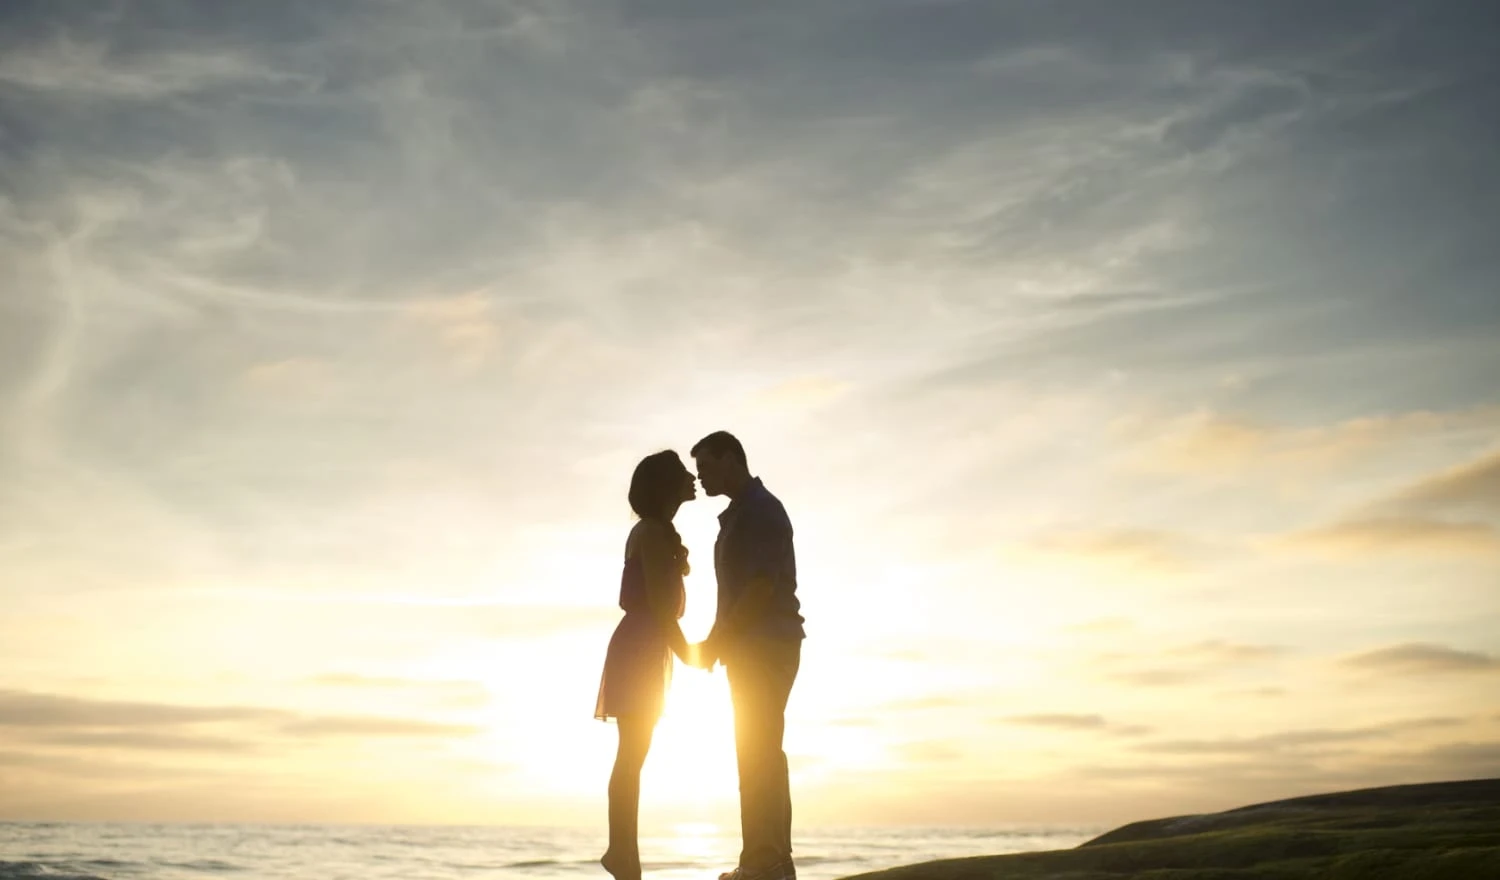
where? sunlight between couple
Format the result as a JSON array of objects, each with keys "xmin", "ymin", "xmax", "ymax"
[{"xmin": 595, "ymin": 431, "xmax": 805, "ymax": 880}]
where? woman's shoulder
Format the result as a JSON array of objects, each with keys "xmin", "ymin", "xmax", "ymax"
[{"xmin": 626, "ymin": 518, "xmax": 674, "ymax": 554}]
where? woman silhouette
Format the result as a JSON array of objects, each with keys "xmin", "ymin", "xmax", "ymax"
[{"xmin": 595, "ymin": 450, "xmax": 697, "ymax": 880}]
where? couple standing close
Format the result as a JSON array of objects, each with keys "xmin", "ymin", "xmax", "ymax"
[{"xmin": 595, "ymin": 431, "xmax": 805, "ymax": 880}]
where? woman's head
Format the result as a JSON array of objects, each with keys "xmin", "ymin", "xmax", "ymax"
[{"xmin": 628, "ymin": 450, "xmax": 696, "ymax": 521}]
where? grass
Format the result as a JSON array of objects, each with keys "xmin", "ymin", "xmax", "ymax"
[{"xmin": 843, "ymin": 779, "xmax": 1500, "ymax": 880}]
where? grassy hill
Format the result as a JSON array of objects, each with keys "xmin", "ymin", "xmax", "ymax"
[{"xmin": 845, "ymin": 778, "xmax": 1500, "ymax": 879}]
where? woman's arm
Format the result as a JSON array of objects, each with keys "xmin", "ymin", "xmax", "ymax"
[{"xmin": 639, "ymin": 521, "xmax": 691, "ymax": 662}]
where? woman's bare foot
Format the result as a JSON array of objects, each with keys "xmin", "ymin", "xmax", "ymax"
[{"xmin": 601, "ymin": 849, "xmax": 639, "ymax": 880}]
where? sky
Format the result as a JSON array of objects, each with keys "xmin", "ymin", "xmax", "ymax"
[{"xmin": 1, "ymin": 0, "xmax": 1499, "ymax": 830}]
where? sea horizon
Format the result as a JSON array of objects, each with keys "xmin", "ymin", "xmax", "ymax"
[{"xmin": 0, "ymin": 820, "xmax": 1106, "ymax": 880}]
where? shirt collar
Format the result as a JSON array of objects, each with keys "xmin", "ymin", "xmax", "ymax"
[{"xmin": 719, "ymin": 476, "xmax": 764, "ymax": 522}]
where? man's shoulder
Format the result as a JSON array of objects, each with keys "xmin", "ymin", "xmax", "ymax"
[{"xmin": 745, "ymin": 483, "xmax": 792, "ymax": 532}]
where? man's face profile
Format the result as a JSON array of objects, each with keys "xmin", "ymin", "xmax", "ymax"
[{"xmin": 693, "ymin": 451, "xmax": 731, "ymax": 497}]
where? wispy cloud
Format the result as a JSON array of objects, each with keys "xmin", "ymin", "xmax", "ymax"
[
  {"xmin": 11, "ymin": 730, "xmax": 256, "ymax": 753},
  {"xmin": 0, "ymin": 690, "xmax": 281, "ymax": 728},
  {"xmin": 278, "ymin": 717, "xmax": 479, "ymax": 738},
  {"xmin": 877, "ymin": 695, "xmax": 973, "ymax": 713},
  {"xmin": 0, "ymin": 689, "xmax": 479, "ymax": 746},
  {"xmin": 1388, "ymin": 447, "xmax": 1500, "ymax": 516},
  {"xmin": 1005, "ymin": 713, "xmax": 1109, "ymax": 730},
  {"xmin": 0, "ymin": 38, "xmax": 310, "ymax": 99},
  {"xmin": 1340, "ymin": 644, "xmax": 1500, "ymax": 677},
  {"xmin": 305, "ymin": 674, "xmax": 491, "ymax": 709},
  {"xmin": 1026, "ymin": 528, "xmax": 1212, "ymax": 573},
  {"xmin": 1125, "ymin": 406, "xmax": 1500, "ymax": 476},
  {"xmin": 1285, "ymin": 517, "xmax": 1500, "ymax": 558},
  {"xmin": 999, "ymin": 714, "xmax": 1153, "ymax": 737},
  {"xmin": 1095, "ymin": 640, "xmax": 1285, "ymax": 688},
  {"xmin": 1133, "ymin": 717, "xmax": 1466, "ymax": 756},
  {"xmin": 1167, "ymin": 641, "xmax": 1287, "ymax": 664},
  {"xmin": 1108, "ymin": 669, "xmax": 1207, "ymax": 688},
  {"xmin": 1279, "ymin": 444, "xmax": 1500, "ymax": 558},
  {"xmin": 897, "ymin": 739, "xmax": 967, "ymax": 766}
]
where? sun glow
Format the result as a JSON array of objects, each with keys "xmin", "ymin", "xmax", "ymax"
[{"xmin": 641, "ymin": 665, "xmax": 739, "ymax": 804}]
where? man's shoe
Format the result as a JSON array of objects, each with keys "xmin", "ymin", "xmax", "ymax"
[{"xmin": 718, "ymin": 862, "xmax": 795, "ymax": 880}]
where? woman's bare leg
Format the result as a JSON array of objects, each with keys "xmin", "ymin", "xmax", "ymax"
[{"xmin": 603, "ymin": 712, "xmax": 655, "ymax": 880}]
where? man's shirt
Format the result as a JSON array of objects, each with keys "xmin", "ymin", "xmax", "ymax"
[{"xmin": 714, "ymin": 477, "xmax": 805, "ymax": 641}]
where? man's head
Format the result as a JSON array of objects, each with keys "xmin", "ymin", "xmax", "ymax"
[{"xmin": 691, "ymin": 430, "xmax": 749, "ymax": 498}]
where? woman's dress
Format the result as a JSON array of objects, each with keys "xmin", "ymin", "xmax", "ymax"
[{"xmin": 594, "ymin": 549, "xmax": 686, "ymax": 721}]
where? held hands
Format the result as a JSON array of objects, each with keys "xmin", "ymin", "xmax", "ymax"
[{"xmin": 686, "ymin": 639, "xmax": 719, "ymax": 672}]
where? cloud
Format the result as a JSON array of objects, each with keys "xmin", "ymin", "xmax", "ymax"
[
  {"xmin": 1226, "ymin": 687, "xmax": 1287, "ymax": 699},
  {"xmin": 1124, "ymin": 405, "xmax": 1500, "ymax": 475},
  {"xmin": 997, "ymin": 713, "xmax": 1152, "ymax": 737},
  {"xmin": 307, "ymin": 673, "xmax": 476, "ymax": 689},
  {"xmin": 897, "ymin": 739, "xmax": 966, "ymax": 765},
  {"xmin": 1065, "ymin": 617, "xmax": 1136, "ymax": 636},
  {"xmin": 1285, "ymin": 518, "xmax": 1500, "ymax": 558},
  {"xmin": 182, "ymin": 595, "xmax": 620, "ymax": 641},
  {"xmin": 1135, "ymin": 717, "xmax": 1465, "ymax": 756},
  {"xmin": 1166, "ymin": 640, "xmax": 1286, "ymax": 664},
  {"xmin": 1097, "ymin": 639, "xmax": 1284, "ymax": 688},
  {"xmin": 751, "ymin": 376, "xmax": 852, "ymax": 412},
  {"xmin": 1280, "ymin": 446, "xmax": 1500, "ymax": 559},
  {"xmin": 241, "ymin": 357, "xmax": 335, "ymax": 398},
  {"xmin": 1003, "ymin": 713, "xmax": 1110, "ymax": 730},
  {"xmin": 278, "ymin": 717, "xmax": 479, "ymax": 738},
  {"xmin": 1026, "ymin": 528, "xmax": 1208, "ymax": 573},
  {"xmin": 879, "ymin": 695, "xmax": 972, "ymax": 713},
  {"xmin": 0, "ymin": 690, "xmax": 479, "ymax": 744},
  {"xmin": 0, "ymin": 748, "xmax": 230, "ymax": 780},
  {"xmin": 1388, "ymin": 447, "xmax": 1500, "ymax": 516},
  {"xmin": 13, "ymin": 730, "xmax": 255, "ymax": 753},
  {"xmin": 1130, "ymin": 411, "xmax": 1270, "ymax": 471},
  {"xmin": 1049, "ymin": 737, "xmax": 1500, "ymax": 817},
  {"xmin": 1340, "ymin": 643, "xmax": 1500, "ymax": 676},
  {"xmin": 1415, "ymin": 740, "xmax": 1500, "ymax": 773},
  {"xmin": 0, "ymin": 690, "xmax": 281, "ymax": 728},
  {"xmin": 397, "ymin": 292, "xmax": 504, "ymax": 371},
  {"xmin": 0, "ymin": 38, "xmax": 309, "ymax": 99},
  {"xmin": 305, "ymin": 674, "xmax": 491, "ymax": 709},
  {"xmin": 1109, "ymin": 669, "xmax": 1205, "ymax": 688}
]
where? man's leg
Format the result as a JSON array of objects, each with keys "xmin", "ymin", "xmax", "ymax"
[
  {"xmin": 765, "ymin": 640, "xmax": 800, "ymax": 866},
  {"xmin": 728, "ymin": 657, "xmax": 770, "ymax": 871},
  {"xmin": 727, "ymin": 640, "xmax": 801, "ymax": 875}
]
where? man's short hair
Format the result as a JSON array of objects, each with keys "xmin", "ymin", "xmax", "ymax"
[{"xmin": 691, "ymin": 430, "xmax": 747, "ymax": 468}]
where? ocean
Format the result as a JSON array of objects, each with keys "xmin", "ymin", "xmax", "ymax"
[{"xmin": 0, "ymin": 822, "xmax": 1101, "ymax": 880}]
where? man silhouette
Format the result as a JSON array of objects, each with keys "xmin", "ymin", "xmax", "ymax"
[{"xmin": 691, "ymin": 431, "xmax": 805, "ymax": 880}]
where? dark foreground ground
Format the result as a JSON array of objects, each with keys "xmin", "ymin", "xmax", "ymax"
[{"xmin": 846, "ymin": 778, "xmax": 1500, "ymax": 879}]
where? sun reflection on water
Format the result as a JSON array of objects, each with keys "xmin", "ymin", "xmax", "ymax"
[{"xmin": 669, "ymin": 821, "xmax": 721, "ymax": 859}]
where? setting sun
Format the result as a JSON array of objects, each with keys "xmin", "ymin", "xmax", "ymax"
[{"xmin": 645, "ymin": 670, "xmax": 739, "ymax": 805}]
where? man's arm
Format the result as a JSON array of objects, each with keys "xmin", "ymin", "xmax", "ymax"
[
  {"xmin": 717, "ymin": 574, "xmax": 777, "ymax": 641},
  {"xmin": 704, "ymin": 509, "xmax": 789, "ymax": 658},
  {"xmin": 701, "ymin": 576, "xmax": 775, "ymax": 668}
]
